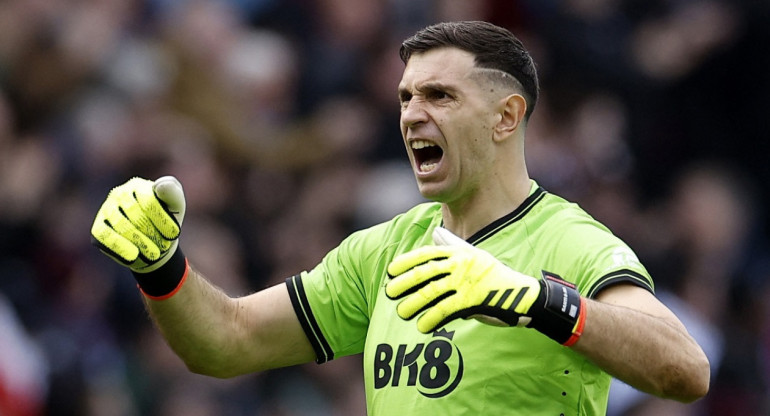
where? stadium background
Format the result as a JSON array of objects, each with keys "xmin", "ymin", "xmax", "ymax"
[{"xmin": 0, "ymin": 0, "xmax": 768, "ymax": 415}]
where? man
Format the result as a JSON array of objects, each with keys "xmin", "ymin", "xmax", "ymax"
[{"xmin": 91, "ymin": 21, "xmax": 709, "ymax": 414}]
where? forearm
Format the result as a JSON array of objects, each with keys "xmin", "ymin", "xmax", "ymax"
[
  {"xmin": 143, "ymin": 265, "xmax": 248, "ymax": 377},
  {"xmin": 142, "ymin": 264, "xmax": 316, "ymax": 377},
  {"xmin": 571, "ymin": 297, "xmax": 710, "ymax": 402}
]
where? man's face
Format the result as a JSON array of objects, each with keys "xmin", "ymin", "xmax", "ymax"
[{"xmin": 398, "ymin": 47, "xmax": 502, "ymax": 204}]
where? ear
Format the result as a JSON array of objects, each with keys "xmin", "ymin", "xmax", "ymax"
[{"xmin": 493, "ymin": 93, "xmax": 527, "ymax": 142}]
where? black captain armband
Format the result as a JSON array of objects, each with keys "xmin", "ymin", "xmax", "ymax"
[
  {"xmin": 131, "ymin": 249, "xmax": 189, "ymax": 301},
  {"xmin": 527, "ymin": 274, "xmax": 586, "ymax": 347}
]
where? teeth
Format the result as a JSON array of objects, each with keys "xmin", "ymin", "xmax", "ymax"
[
  {"xmin": 411, "ymin": 140, "xmax": 435, "ymax": 150},
  {"xmin": 420, "ymin": 161, "xmax": 438, "ymax": 172}
]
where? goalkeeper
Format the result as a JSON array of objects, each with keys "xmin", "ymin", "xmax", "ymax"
[{"xmin": 91, "ymin": 21, "xmax": 709, "ymax": 414}]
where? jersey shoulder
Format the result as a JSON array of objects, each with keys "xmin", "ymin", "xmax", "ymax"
[
  {"xmin": 343, "ymin": 201, "xmax": 441, "ymax": 255},
  {"xmin": 484, "ymin": 187, "xmax": 653, "ymax": 297},
  {"xmin": 539, "ymin": 191, "xmax": 654, "ymax": 296}
]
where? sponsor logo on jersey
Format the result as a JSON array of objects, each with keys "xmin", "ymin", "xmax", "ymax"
[
  {"xmin": 610, "ymin": 247, "xmax": 642, "ymax": 269},
  {"xmin": 373, "ymin": 328, "xmax": 464, "ymax": 398}
]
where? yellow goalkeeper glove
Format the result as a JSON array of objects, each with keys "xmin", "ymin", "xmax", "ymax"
[
  {"xmin": 385, "ymin": 227, "xmax": 586, "ymax": 346},
  {"xmin": 91, "ymin": 176, "xmax": 189, "ymax": 299}
]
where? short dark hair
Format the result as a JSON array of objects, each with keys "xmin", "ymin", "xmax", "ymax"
[{"xmin": 400, "ymin": 21, "xmax": 539, "ymax": 119}]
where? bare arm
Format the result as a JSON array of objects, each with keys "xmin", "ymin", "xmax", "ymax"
[
  {"xmin": 572, "ymin": 283, "xmax": 710, "ymax": 402},
  {"xmin": 144, "ymin": 265, "xmax": 316, "ymax": 378}
]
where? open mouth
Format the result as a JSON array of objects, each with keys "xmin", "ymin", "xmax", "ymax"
[{"xmin": 412, "ymin": 140, "xmax": 443, "ymax": 173}]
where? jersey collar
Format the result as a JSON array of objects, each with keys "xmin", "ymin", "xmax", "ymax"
[{"xmin": 465, "ymin": 185, "xmax": 547, "ymax": 246}]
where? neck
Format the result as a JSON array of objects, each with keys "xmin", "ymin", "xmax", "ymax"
[{"xmin": 441, "ymin": 173, "xmax": 532, "ymax": 240}]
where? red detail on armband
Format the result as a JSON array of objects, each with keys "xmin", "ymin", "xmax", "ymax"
[
  {"xmin": 562, "ymin": 297, "xmax": 587, "ymax": 347},
  {"xmin": 140, "ymin": 259, "xmax": 190, "ymax": 301}
]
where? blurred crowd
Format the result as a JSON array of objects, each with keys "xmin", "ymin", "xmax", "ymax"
[{"xmin": 0, "ymin": 0, "xmax": 768, "ymax": 415}]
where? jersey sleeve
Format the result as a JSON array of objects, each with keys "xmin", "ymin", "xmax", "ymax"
[
  {"xmin": 284, "ymin": 223, "xmax": 394, "ymax": 363},
  {"xmin": 284, "ymin": 204, "xmax": 440, "ymax": 364},
  {"xmin": 285, "ymin": 241, "xmax": 367, "ymax": 363},
  {"xmin": 553, "ymin": 216, "xmax": 654, "ymax": 299}
]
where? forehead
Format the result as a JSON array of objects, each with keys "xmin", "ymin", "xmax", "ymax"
[{"xmin": 399, "ymin": 47, "xmax": 477, "ymax": 90}]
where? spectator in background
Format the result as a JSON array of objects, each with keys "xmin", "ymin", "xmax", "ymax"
[{"xmin": 0, "ymin": 294, "xmax": 47, "ymax": 416}]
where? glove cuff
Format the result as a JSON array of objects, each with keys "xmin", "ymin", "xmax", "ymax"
[
  {"xmin": 132, "ymin": 248, "xmax": 188, "ymax": 300},
  {"xmin": 528, "ymin": 275, "xmax": 586, "ymax": 346}
]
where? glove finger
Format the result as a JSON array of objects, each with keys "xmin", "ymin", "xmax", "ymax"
[
  {"xmin": 133, "ymin": 179, "xmax": 180, "ymax": 240},
  {"xmin": 414, "ymin": 292, "xmax": 465, "ymax": 333},
  {"xmin": 153, "ymin": 176, "xmax": 186, "ymax": 225},
  {"xmin": 91, "ymin": 211, "xmax": 139, "ymax": 265},
  {"xmin": 395, "ymin": 275, "xmax": 454, "ymax": 320},
  {"xmin": 102, "ymin": 203, "xmax": 162, "ymax": 261},
  {"xmin": 115, "ymin": 189, "xmax": 174, "ymax": 252},
  {"xmin": 386, "ymin": 254, "xmax": 455, "ymax": 299},
  {"xmin": 387, "ymin": 246, "xmax": 455, "ymax": 277}
]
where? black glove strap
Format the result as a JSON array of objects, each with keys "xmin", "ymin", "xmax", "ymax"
[
  {"xmin": 528, "ymin": 275, "xmax": 584, "ymax": 345},
  {"xmin": 132, "ymin": 248, "xmax": 188, "ymax": 300}
]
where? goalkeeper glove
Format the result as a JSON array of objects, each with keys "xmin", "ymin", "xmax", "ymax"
[
  {"xmin": 385, "ymin": 227, "xmax": 586, "ymax": 346},
  {"xmin": 91, "ymin": 176, "xmax": 188, "ymax": 299}
]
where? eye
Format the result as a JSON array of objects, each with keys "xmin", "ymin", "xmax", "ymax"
[
  {"xmin": 426, "ymin": 90, "xmax": 450, "ymax": 101},
  {"xmin": 398, "ymin": 91, "xmax": 412, "ymax": 110}
]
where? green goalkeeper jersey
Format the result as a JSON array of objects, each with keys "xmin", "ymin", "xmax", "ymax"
[{"xmin": 286, "ymin": 181, "xmax": 653, "ymax": 415}]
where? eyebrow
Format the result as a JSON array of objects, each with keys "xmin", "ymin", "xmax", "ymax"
[{"xmin": 398, "ymin": 81, "xmax": 459, "ymax": 100}]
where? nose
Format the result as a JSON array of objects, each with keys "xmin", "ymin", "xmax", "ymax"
[{"xmin": 400, "ymin": 97, "xmax": 429, "ymax": 129}]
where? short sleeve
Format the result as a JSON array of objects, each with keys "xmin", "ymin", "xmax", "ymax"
[
  {"xmin": 285, "ymin": 227, "xmax": 387, "ymax": 363},
  {"xmin": 554, "ymin": 218, "xmax": 654, "ymax": 299}
]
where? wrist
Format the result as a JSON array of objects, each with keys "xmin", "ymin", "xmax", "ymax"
[
  {"xmin": 527, "ymin": 275, "xmax": 585, "ymax": 346},
  {"xmin": 132, "ymin": 248, "xmax": 188, "ymax": 300}
]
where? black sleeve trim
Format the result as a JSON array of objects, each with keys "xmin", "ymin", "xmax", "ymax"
[
  {"xmin": 285, "ymin": 275, "xmax": 334, "ymax": 364},
  {"xmin": 585, "ymin": 269, "xmax": 654, "ymax": 299}
]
